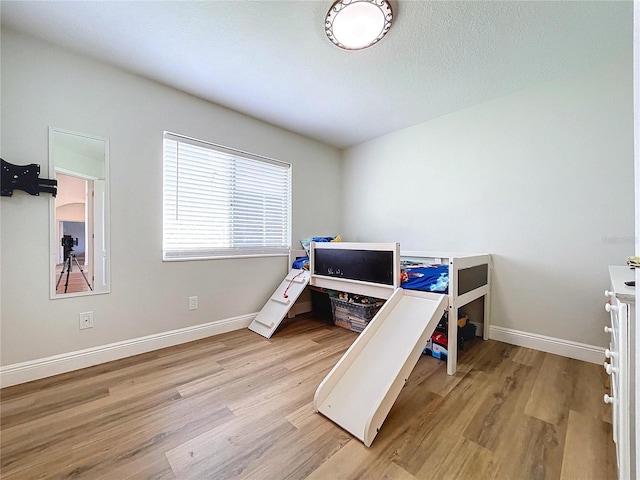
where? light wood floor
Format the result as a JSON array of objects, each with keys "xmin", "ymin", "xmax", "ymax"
[{"xmin": 0, "ymin": 314, "xmax": 617, "ymax": 479}]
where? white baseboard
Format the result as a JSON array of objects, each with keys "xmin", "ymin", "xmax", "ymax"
[
  {"xmin": 0, "ymin": 313, "xmax": 255, "ymax": 389},
  {"xmin": 2, "ymin": 317, "xmax": 605, "ymax": 388},
  {"xmin": 489, "ymin": 325, "xmax": 605, "ymax": 364}
]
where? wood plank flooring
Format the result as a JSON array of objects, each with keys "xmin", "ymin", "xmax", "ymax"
[{"xmin": 0, "ymin": 314, "xmax": 617, "ymax": 479}]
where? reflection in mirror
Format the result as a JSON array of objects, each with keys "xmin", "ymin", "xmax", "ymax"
[{"xmin": 49, "ymin": 128, "xmax": 110, "ymax": 298}]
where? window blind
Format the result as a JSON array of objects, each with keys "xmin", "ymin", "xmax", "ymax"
[{"xmin": 163, "ymin": 133, "xmax": 291, "ymax": 260}]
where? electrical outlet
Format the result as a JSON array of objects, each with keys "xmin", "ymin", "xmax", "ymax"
[
  {"xmin": 79, "ymin": 311, "xmax": 93, "ymax": 329},
  {"xmin": 188, "ymin": 296, "xmax": 198, "ymax": 311}
]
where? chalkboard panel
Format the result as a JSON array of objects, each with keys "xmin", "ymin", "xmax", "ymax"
[
  {"xmin": 313, "ymin": 248, "xmax": 394, "ymax": 286},
  {"xmin": 458, "ymin": 264, "xmax": 488, "ymax": 295}
]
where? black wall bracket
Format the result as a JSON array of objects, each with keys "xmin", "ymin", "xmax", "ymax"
[{"xmin": 1, "ymin": 158, "xmax": 57, "ymax": 197}]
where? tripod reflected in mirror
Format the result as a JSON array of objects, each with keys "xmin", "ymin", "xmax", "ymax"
[{"xmin": 56, "ymin": 235, "xmax": 92, "ymax": 294}]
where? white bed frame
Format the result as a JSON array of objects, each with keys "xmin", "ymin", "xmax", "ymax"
[{"xmin": 290, "ymin": 242, "xmax": 492, "ymax": 375}]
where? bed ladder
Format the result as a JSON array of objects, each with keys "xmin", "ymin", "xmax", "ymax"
[{"xmin": 248, "ymin": 268, "xmax": 311, "ymax": 338}]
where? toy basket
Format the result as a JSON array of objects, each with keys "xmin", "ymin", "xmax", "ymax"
[{"xmin": 330, "ymin": 297, "xmax": 384, "ymax": 333}]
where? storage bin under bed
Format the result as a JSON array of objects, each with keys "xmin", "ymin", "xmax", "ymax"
[{"xmin": 330, "ymin": 297, "xmax": 384, "ymax": 333}]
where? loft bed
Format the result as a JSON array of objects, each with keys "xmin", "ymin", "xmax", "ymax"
[
  {"xmin": 248, "ymin": 241, "xmax": 492, "ymax": 446},
  {"xmin": 288, "ymin": 241, "xmax": 492, "ymax": 446},
  {"xmin": 289, "ymin": 242, "xmax": 492, "ymax": 376}
]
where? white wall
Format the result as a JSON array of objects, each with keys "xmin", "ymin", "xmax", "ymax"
[
  {"xmin": 341, "ymin": 59, "xmax": 634, "ymax": 347},
  {"xmin": 0, "ymin": 29, "xmax": 342, "ymax": 366}
]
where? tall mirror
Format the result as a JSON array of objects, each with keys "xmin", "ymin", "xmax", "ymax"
[{"xmin": 49, "ymin": 128, "xmax": 110, "ymax": 298}]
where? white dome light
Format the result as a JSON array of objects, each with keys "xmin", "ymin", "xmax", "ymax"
[{"xmin": 325, "ymin": 0, "xmax": 393, "ymax": 50}]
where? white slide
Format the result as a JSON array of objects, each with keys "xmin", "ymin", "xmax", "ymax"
[
  {"xmin": 314, "ymin": 288, "xmax": 448, "ymax": 447},
  {"xmin": 248, "ymin": 269, "xmax": 311, "ymax": 338}
]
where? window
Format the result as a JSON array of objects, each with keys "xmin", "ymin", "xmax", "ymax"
[{"xmin": 163, "ymin": 132, "xmax": 291, "ymax": 260}]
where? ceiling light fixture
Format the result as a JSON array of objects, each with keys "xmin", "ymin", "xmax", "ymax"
[{"xmin": 325, "ymin": 0, "xmax": 393, "ymax": 50}]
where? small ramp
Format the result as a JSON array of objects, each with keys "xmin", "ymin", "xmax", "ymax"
[
  {"xmin": 314, "ymin": 288, "xmax": 448, "ymax": 447},
  {"xmin": 248, "ymin": 269, "xmax": 310, "ymax": 338}
]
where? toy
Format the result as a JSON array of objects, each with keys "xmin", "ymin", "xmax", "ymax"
[
  {"xmin": 423, "ymin": 313, "xmax": 476, "ymax": 360},
  {"xmin": 423, "ymin": 336, "xmax": 448, "ymax": 360}
]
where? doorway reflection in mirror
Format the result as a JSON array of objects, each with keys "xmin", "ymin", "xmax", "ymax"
[{"xmin": 55, "ymin": 173, "xmax": 93, "ymax": 294}]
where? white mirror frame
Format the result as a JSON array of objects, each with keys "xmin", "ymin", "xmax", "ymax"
[{"xmin": 49, "ymin": 127, "xmax": 111, "ymax": 299}]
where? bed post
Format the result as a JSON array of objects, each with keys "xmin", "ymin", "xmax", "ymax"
[
  {"xmin": 483, "ymin": 255, "xmax": 493, "ymax": 340},
  {"xmin": 447, "ymin": 258, "xmax": 459, "ymax": 375},
  {"xmin": 393, "ymin": 242, "xmax": 401, "ymax": 289}
]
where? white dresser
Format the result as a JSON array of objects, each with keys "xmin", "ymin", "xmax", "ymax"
[{"xmin": 605, "ymin": 265, "xmax": 636, "ymax": 480}]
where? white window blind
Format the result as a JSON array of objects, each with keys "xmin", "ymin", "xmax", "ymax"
[{"xmin": 163, "ymin": 132, "xmax": 291, "ymax": 260}]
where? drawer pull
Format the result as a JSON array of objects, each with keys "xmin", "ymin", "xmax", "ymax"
[
  {"xmin": 603, "ymin": 363, "xmax": 618, "ymax": 375},
  {"xmin": 605, "ymin": 349, "xmax": 617, "ymax": 359},
  {"xmin": 604, "ymin": 325, "xmax": 613, "ymax": 334},
  {"xmin": 605, "ymin": 303, "xmax": 618, "ymax": 313},
  {"xmin": 604, "ymin": 394, "xmax": 615, "ymax": 404},
  {"xmin": 605, "ymin": 290, "xmax": 615, "ymax": 298}
]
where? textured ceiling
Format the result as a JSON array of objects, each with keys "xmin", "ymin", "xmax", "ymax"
[{"xmin": 1, "ymin": 1, "xmax": 633, "ymax": 149}]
